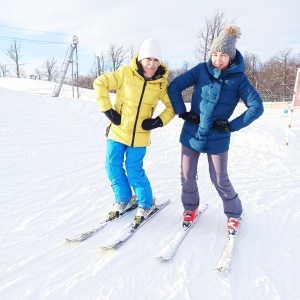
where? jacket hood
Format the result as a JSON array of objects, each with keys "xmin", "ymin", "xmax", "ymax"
[
  {"xmin": 130, "ymin": 53, "xmax": 169, "ymax": 82},
  {"xmin": 207, "ymin": 50, "xmax": 245, "ymax": 79}
]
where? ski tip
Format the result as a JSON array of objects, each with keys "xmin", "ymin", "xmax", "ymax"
[
  {"xmin": 154, "ymin": 199, "xmax": 171, "ymax": 209},
  {"xmin": 214, "ymin": 265, "xmax": 230, "ymax": 273},
  {"xmin": 65, "ymin": 238, "xmax": 81, "ymax": 243},
  {"xmin": 156, "ymin": 256, "xmax": 171, "ymax": 262},
  {"xmin": 155, "ymin": 253, "xmax": 169, "ymax": 261},
  {"xmin": 198, "ymin": 203, "xmax": 208, "ymax": 213},
  {"xmin": 101, "ymin": 245, "xmax": 117, "ymax": 252},
  {"xmin": 160, "ymin": 199, "xmax": 171, "ymax": 205}
]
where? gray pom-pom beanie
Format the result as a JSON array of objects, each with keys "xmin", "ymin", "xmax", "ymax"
[{"xmin": 210, "ymin": 24, "xmax": 241, "ymax": 60}]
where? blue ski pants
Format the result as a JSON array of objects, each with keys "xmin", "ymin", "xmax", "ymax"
[
  {"xmin": 105, "ymin": 139, "xmax": 154, "ymax": 209},
  {"xmin": 181, "ymin": 145, "xmax": 242, "ymax": 218}
]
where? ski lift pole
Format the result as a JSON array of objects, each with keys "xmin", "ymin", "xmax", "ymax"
[
  {"xmin": 75, "ymin": 44, "xmax": 79, "ymax": 98},
  {"xmin": 52, "ymin": 36, "xmax": 78, "ymax": 97}
]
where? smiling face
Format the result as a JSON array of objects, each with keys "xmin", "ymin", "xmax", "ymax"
[
  {"xmin": 139, "ymin": 57, "xmax": 160, "ymax": 78},
  {"xmin": 211, "ymin": 52, "xmax": 231, "ymax": 70}
]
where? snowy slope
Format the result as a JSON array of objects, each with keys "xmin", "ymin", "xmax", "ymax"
[{"xmin": 0, "ymin": 78, "xmax": 300, "ymax": 300}]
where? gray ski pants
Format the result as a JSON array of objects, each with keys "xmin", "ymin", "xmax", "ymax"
[{"xmin": 181, "ymin": 145, "xmax": 242, "ymax": 218}]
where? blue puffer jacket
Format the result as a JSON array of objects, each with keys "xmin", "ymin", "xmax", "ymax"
[{"xmin": 168, "ymin": 50, "xmax": 264, "ymax": 153}]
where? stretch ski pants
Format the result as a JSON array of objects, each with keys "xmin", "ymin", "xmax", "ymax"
[
  {"xmin": 105, "ymin": 139, "xmax": 153, "ymax": 209},
  {"xmin": 181, "ymin": 145, "xmax": 242, "ymax": 218}
]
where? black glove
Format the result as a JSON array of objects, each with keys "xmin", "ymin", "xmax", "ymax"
[
  {"xmin": 142, "ymin": 116, "xmax": 163, "ymax": 130},
  {"xmin": 103, "ymin": 109, "xmax": 121, "ymax": 125},
  {"xmin": 212, "ymin": 120, "xmax": 234, "ymax": 132},
  {"xmin": 179, "ymin": 112, "xmax": 200, "ymax": 124}
]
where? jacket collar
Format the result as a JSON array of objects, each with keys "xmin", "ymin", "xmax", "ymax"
[
  {"xmin": 207, "ymin": 50, "xmax": 245, "ymax": 79},
  {"xmin": 130, "ymin": 54, "xmax": 169, "ymax": 82}
]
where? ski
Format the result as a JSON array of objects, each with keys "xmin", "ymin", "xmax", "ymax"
[
  {"xmin": 101, "ymin": 200, "xmax": 171, "ymax": 250},
  {"xmin": 156, "ymin": 204, "xmax": 208, "ymax": 261},
  {"xmin": 214, "ymin": 233, "xmax": 237, "ymax": 272},
  {"xmin": 214, "ymin": 211, "xmax": 245, "ymax": 272},
  {"xmin": 65, "ymin": 199, "xmax": 138, "ymax": 243}
]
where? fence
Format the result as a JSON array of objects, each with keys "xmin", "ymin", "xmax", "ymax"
[{"xmin": 259, "ymin": 94, "xmax": 292, "ymax": 103}]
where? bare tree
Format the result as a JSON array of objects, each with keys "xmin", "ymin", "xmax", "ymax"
[
  {"xmin": 258, "ymin": 49, "xmax": 296, "ymax": 101},
  {"xmin": 34, "ymin": 68, "xmax": 42, "ymax": 80},
  {"xmin": 195, "ymin": 10, "xmax": 232, "ymax": 62},
  {"xmin": 4, "ymin": 39, "xmax": 23, "ymax": 78},
  {"xmin": 0, "ymin": 63, "xmax": 7, "ymax": 77},
  {"xmin": 40, "ymin": 57, "xmax": 59, "ymax": 81},
  {"xmin": 255, "ymin": 49, "xmax": 300, "ymax": 101},
  {"xmin": 275, "ymin": 49, "xmax": 295, "ymax": 98},
  {"xmin": 107, "ymin": 43, "xmax": 130, "ymax": 71},
  {"xmin": 244, "ymin": 52, "xmax": 262, "ymax": 89},
  {"xmin": 95, "ymin": 51, "xmax": 106, "ymax": 76},
  {"xmin": 77, "ymin": 75, "xmax": 95, "ymax": 89},
  {"xmin": 129, "ymin": 44, "xmax": 135, "ymax": 60},
  {"xmin": 168, "ymin": 61, "xmax": 194, "ymax": 102}
]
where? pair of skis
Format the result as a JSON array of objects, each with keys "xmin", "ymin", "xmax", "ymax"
[
  {"xmin": 155, "ymin": 205, "xmax": 243, "ymax": 272},
  {"xmin": 66, "ymin": 200, "xmax": 171, "ymax": 249},
  {"xmin": 65, "ymin": 199, "xmax": 139, "ymax": 243},
  {"xmin": 66, "ymin": 201, "xmax": 242, "ymax": 272}
]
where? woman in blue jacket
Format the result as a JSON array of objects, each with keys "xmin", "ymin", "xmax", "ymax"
[{"xmin": 168, "ymin": 24, "xmax": 264, "ymax": 232}]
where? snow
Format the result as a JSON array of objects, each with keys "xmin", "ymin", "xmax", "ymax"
[{"xmin": 1, "ymin": 77, "xmax": 300, "ymax": 300}]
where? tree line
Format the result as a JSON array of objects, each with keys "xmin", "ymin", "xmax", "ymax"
[
  {"xmin": 1, "ymin": 10, "xmax": 299, "ymax": 102},
  {"xmin": 168, "ymin": 10, "xmax": 300, "ymax": 103}
]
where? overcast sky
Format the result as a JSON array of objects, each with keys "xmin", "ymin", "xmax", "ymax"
[{"xmin": 1, "ymin": 0, "xmax": 299, "ymax": 76}]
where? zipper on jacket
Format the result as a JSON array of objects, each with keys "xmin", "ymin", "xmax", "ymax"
[{"xmin": 131, "ymin": 81, "xmax": 147, "ymax": 146}]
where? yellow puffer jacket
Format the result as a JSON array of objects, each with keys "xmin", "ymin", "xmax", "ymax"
[{"xmin": 93, "ymin": 54, "xmax": 175, "ymax": 147}]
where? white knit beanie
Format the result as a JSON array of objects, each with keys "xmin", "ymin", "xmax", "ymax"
[{"xmin": 137, "ymin": 38, "xmax": 162, "ymax": 62}]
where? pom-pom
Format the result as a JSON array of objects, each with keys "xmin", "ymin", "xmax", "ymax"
[{"xmin": 224, "ymin": 24, "xmax": 241, "ymax": 39}]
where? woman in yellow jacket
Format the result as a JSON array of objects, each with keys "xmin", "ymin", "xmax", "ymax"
[{"xmin": 93, "ymin": 38, "xmax": 174, "ymax": 227}]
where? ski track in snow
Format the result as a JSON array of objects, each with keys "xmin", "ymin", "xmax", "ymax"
[{"xmin": 1, "ymin": 80, "xmax": 300, "ymax": 300}]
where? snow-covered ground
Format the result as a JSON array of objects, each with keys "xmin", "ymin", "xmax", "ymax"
[
  {"xmin": 1, "ymin": 78, "xmax": 299, "ymax": 300},
  {"xmin": 0, "ymin": 77, "xmax": 95, "ymax": 102}
]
